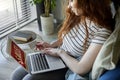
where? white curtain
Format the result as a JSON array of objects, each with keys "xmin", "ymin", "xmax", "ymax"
[{"xmin": 0, "ymin": 0, "xmax": 36, "ymax": 38}]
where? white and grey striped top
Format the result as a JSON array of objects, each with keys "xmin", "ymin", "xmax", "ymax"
[{"xmin": 60, "ymin": 19, "xmax": 112, "ymax": 58}]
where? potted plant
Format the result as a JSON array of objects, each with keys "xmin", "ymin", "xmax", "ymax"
[{"xmin": 30, "ymin": 0, "xmax": 56, "ymax": 35}]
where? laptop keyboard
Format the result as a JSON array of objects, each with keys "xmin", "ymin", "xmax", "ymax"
[{"xmin": 30, "ymin": 53, "xmax": 50, "ymax": 71}]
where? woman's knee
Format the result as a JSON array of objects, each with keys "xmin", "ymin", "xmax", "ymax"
[
  {"xmin": 22, "ymin": 74, "xmax": 51, "ymax": 80},
  {"xmin": 10, "ymin": 66, "xmax": 28, "ymax": 80}
]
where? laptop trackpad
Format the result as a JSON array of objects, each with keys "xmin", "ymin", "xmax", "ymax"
[{"xmin": 45, "ymin": 55, "xmax": 65, "ymax": 69}]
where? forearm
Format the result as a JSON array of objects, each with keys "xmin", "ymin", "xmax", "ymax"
[
  {"xmin": 58, "ymin": 50, "xmax": 87, "ymax": 75},
  {"xmin": 58, "ymin": 44, "xmax": 103, "ymax": 75}
]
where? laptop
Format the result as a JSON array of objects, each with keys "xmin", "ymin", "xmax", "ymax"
[{"xmin": 7, "ymin": 36, "xmax": 66, "ymax": 74}]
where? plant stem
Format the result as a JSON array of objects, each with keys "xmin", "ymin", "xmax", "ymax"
[{"xmin": 44, "ymin": 0, "xmax": 50, "ymax": 17}]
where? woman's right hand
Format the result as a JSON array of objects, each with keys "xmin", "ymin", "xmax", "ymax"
[{"xmin": 36, "ymin": 42, "xmax": 52, "ymax": 50}]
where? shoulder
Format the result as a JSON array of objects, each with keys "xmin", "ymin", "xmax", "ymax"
[{"xmin": 91, "ymin": 26, "xmax": 112, "ymax": 44}]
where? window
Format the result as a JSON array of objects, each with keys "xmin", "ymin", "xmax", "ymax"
[{"xmin": 0, "ymin": 0, "xmax": 36, "ymax": 38}]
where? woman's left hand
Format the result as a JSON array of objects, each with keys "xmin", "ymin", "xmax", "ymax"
[{"xmin": 43, "ymin": 48, "xmax": 65, "ymax": 57}]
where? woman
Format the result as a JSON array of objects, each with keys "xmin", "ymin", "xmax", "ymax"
[{"xmin": 11, "ymin": 0, "xmax": 114, "ymax": 80}]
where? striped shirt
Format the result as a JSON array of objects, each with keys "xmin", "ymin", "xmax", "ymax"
[
  {"xmin": 61, "ymin": 19, "xmax": 112, "ymax": 80},
  {"xmin": 60, "ymin": 19, "xmax": 111, "ymax": 58}
]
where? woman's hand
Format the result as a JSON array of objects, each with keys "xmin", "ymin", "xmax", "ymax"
[
  {"xmin": 36, "ymin": 40, "xmax": 61, "ymax": 50},
  {"xmin": 43, "ymin": 48, "xmax": 66, "ymax": 57},
  {"xmin": 36, "ymin": 42, "xmax": 52, "ymax": 50}
]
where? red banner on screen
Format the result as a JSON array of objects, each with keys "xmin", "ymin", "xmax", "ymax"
[{"xmin": 11, "ymin": 41, "xmax": 26, "ymax": 68}]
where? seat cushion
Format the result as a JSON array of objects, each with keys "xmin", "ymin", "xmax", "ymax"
[{"xmin": 91, "ymin": 7, "xmax": 120, "ymax": 80}]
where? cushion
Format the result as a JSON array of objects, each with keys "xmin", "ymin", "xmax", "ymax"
[{"xmin": 91, "ymin": 7, "xmax": 120, "ymax": 80}]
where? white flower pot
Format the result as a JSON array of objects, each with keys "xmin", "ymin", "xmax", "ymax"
[{"xmin": 40, "ymin": 14, "xmax": 54, "ymax": 35}]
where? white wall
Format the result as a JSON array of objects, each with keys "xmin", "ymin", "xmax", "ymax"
[{"xmin": 53, "ymin": 0, "xmax": 66, "ymax": 23}]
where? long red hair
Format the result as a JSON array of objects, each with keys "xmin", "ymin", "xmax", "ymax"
[{"xmin": 58, "ymin": 0, "xmax": 114, "ymax": 47}]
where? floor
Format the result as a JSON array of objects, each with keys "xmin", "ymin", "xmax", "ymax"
[
  {"xmin": 0, "ymin": 21, "xmax": 58, "ymax": 80},
  {"xmin": 0, "ymin": 53, "xmax": 18, "ymax": 80}
]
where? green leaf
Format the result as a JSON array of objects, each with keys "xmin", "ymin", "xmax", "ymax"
[{"xmin": 30, "ymin": 0, "xmax": 56, "ymax": 17}]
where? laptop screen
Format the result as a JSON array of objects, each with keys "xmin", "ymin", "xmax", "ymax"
[{"xmin": 10, "ymin": 40, "xmax": 26, "ymax": 68}]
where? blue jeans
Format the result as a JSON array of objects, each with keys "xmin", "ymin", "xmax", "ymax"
[{"xmin": 99, "ymin": 61, "xmax": 120, "ymax": 80}]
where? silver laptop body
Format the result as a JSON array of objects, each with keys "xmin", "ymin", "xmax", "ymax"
[
  {"xmin": 7, "ymin": 37, "xmax": 66, "ymax": 74},
  {"xmin": 27, "ymin": 52, "xmax": 66, "ymax": 74}
]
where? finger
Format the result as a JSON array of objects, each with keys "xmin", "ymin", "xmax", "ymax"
[
  {"xmin": 36, "ymin": 43, "xmax": 42, "ymax": 47},
  {"xmin": 36, "ymin": 46, "xmax": 44, "ymax": 51},
  {"xmin": 36, "ymin": 43, "xmax": 43, "ymax": 46},
  {"xmin": 36, "ymin": 41, "xmax": 43, "ymax": 44},
  {"xmin": 44, "ymin": 49, "xmax": 50, "ymax": 52},
  {"xmin": 44, "ymin": 47, "xmax": 52, "ymax": 50}
]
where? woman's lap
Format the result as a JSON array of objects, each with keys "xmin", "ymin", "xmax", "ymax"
[
  {"xmin": 23, "ymin": 68, "xmax": 67, "ymax": 80},
  {"xmin": 11, "ymin": 66, "xmax": 67, "ymax": 80}
]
